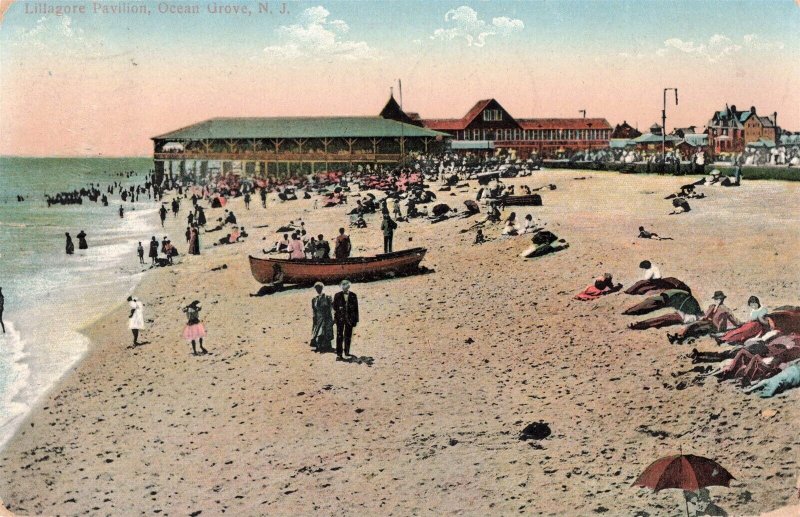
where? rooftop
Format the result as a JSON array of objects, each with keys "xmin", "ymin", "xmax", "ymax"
[{"xmin": 153, "ymin": 117, "xmax": 448, "ymax": 141}]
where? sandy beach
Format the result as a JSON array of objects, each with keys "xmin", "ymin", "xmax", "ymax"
[{"xmin": 0, "ymin": 169, "xmax": 797, "ymax": 516}]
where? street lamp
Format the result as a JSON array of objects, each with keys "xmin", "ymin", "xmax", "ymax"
[
  {"xmin": 662, "ymin": 88, "xmax": 678, "ymax": 164},
  {"xmin": 578, "ymin": 110, "xmax": 586, "ymax": 118}
]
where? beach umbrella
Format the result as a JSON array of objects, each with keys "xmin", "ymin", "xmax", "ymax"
[{"xmin": 633, "ymin": 453, "xmax": 734, "ymax": 516}]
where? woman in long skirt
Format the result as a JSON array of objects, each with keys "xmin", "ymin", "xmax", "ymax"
[
  {"xmin": 310, "ymin": 282, "xmax": 334, "ymax": 352},
  {"xmin": 182, "ymin": 300, "xmax": 208, "ymax": 355}
]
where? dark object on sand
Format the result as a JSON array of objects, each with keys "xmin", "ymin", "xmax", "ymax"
[
  {"xmin": 248, "ymin": 248, "xmax": 427, "ymax": 285},
  {"xmin": 211, "ymin": 264, "xmax": 228, "ymax": 271},
  {"xmin": 519, "ymin": 421, "xmax": 551, "ymax": 441},
  {"xmin": 477, "ymin": 171, "xmax": 500, "ymax": 185},
  {"xmin": 432, "ymin": 203, "xmax": 451, "ymax": 217},
  {"xmin": 463, "ymin": 200, "xmax": 480, "ymax": 214},
  {"xmin": 502, "ymin": 194, "xmax": 542, "ymax": 207}
]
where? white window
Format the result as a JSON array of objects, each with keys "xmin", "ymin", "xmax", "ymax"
[{"xmin": 482, "ymin": 109, "xmax": 502, "ymax": 122}]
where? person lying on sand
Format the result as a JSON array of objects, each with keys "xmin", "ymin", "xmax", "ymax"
[
  {"xmin": 520, "ymin": 230, "xmax": 569, "ymax": 259},
  {"xmin": 627, "ymin": 290, "xmax": 703, "ymax": 330},
  {"xmin": 715, "ymin": 345, "xmax": 800, "ymax": 384},
  {"xmin": 741, "ymin": 360, "xmax": 800, "ymax": 398},
  {"xmin": 669, "ymin": 197, "xmax": 691, "ymax": 215},
  {"xmin": 574, "ymin": 273, "xmax": 623, "ymax": 301},
  {"xmin": 667, "ymin": 290, "xmax": 739, "ymax": 344},
  {"xmin": 638, "ymin": 226, "xmax": 673, "ymax": 240}
]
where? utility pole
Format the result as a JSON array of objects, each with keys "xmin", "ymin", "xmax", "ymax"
[
  {"xmin": 662, "ymin": 88, "xmax": 678, "ymax": 164},
  {"xmin": 398, "ymin": 79, "xmax": 405, "ymax": 167}
]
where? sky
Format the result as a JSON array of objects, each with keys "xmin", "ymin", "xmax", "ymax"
[{"xmin": 0, "ymin": 0, "xmax": 798, "ymax": 156}]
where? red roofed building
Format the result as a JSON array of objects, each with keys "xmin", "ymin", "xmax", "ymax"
[{"xmin": 381, "ymin": 98, "xmax": 612, "ymax": 158}]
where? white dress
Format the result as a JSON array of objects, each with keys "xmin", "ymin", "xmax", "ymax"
[{"xmin": 128, "ymin": 299, "xmax": 144, "ymax": 330}]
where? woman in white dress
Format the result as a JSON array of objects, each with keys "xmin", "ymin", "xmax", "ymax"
[{"xmin": 127, "ymin": 296, "xmax": 144, "ymax": 346}]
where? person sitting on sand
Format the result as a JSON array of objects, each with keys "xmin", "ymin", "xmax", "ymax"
[
  {"xmin": 574, "ymin": 273, "xmax": 623, "ymax": 301},
  {"xmin": 502, "ymin": 212, "xmax": 520, "ymax": 236},
  {"xmin": 288, "ymin": 233, "xmax": 305, "ymax": 260},
  {"xmin": 520, "ymin": 230, "xmax": 569, "ymax": 259},
  {"xmin": 715, "ymin": 296, "xmax": 769, "ymax": 345},
  {"xmin": 182, "ymin": 300, "xmax": 208, "ymax": 355},
  {"xmin": 669, "ymin": 197, "xmax": 691, "ymax": 215},
  {"xmin": 474, "ymin": 228, "xmax": 487, "ymax": 245},
  {"xmin": 627, "ymin": 289, "xmax": 704, "ymax": 330},
  {"xmin": 637, "ymin": 226, "xmax": 673, "ymax": 241},
  {"xmin": 354, "ymin": 215, "xmax": 367, "ymax": 228},
  {"xmin": 520, "ymin": 185, "xmax": 532, "ymax": 195},
  {"xmin": 667, "ymin": 290, "xmax": 740, "ymax": 344},
  {"xmin": 522, "ymin": 214, "xmax": 542, "ymax": 234},
  {"xmin": 264, "ymin": 234, "xmax": 291, "ymax": 254}
]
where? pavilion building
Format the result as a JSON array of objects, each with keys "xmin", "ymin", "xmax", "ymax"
[{"xmin": 152, "ymin": 108, "xmax": 448, "ymax": 183}]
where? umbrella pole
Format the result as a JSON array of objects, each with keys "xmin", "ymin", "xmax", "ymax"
[{"xmin": 684, "ymin": 491, "xmax": 690, "ymax": 517}]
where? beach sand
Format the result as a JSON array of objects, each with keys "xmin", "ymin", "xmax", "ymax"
[{"xmin": 0, "ymin": 169, "xmax": 798, "ymax": 516}]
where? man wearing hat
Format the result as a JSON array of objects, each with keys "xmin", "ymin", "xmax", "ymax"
[
  {"xmin": 332, "ymin": 280, "xmax": 359, "ymax": 360},
  {"xmin": 668, "ymin": 290, "xmax": 740, "ymax": 344}
]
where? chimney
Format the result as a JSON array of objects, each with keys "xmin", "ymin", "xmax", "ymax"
[{"xmin": 750, "ymin": 106, "xmax": 756, "ymax": 115}]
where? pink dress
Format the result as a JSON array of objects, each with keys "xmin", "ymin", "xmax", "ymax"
[
  {"xmin": 182, "ymin": 307, "xmax": 206, "ymax": 341},
  {"xmin": 289, "ymin": 239, "xmax": 305, "ymax": 259}
]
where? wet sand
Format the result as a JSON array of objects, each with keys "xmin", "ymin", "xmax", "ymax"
[{"xmin": 0, "ymin": 169, "xmax": 798, "ymax": 516}]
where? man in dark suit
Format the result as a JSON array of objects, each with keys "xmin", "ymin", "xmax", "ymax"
[{"xmin": 333, "ymin": 280, "xmax": 359, "ymax": 360}]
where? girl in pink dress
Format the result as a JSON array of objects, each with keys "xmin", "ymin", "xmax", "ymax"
[{"xmin": 182, "ymin": 301, "xmax": 208, "ymax": 355}]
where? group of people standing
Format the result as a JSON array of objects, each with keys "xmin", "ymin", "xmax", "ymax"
[{"xmin": 64, "ymin": 231, "xmax": 89, "ymax": 255}]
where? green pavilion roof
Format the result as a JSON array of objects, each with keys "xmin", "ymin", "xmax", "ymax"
[{"xmin": 153, "ymin": 117, "xmax": 448, "ymax": 141}]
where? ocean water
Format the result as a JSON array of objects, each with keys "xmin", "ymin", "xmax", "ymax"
[{"xmin": 0, "ymin": 157, "xmax": 158, "ymax": 450}]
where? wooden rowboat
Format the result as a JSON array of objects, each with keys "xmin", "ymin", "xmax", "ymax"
[
  {"xmin": 249, "ymin": 248, "xmax": 427, "ymax": 285},
  {"xmin": 501, "ymin": 194, "xmax": 542, "ymax": 207}
]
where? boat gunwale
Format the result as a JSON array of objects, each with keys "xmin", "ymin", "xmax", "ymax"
[{"xmin": 248, "ymin": 247, "xmax": 427, "ymax": 266}]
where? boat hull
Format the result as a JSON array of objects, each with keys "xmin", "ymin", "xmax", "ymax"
[{"xmin": 249, "ymin": 248, "xmax": 427, "ymax": 285}]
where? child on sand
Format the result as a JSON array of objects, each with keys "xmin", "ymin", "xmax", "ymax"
[{"xmin": 182, "ymin": 301, "xmax": 208, "ymax": 355}]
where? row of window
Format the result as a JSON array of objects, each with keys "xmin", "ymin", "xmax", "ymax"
[{"xmin": 455, "ymin": 128, "xmax": 611, "ymax": 141}]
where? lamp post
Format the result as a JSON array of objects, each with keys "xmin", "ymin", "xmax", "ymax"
[
  {"xmin": 579, "ymin": 110, "xmax": 586, "ymax": 118},
  {"xmin": 662, "ymin": 88, "xmax": 678, "ymax": 163}
]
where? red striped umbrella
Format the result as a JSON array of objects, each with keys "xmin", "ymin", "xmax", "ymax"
[
  {"xmin": 633, "ymin": 454, "xmax": 734, "ymax": 492},
  {"xmin": 633, "ymin": 454, "xmax": 734, "ymax": 515}
]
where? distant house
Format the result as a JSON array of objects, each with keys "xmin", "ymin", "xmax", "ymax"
[
  {"xmin": 610, "ymin": 121, "xmax": 641, "ymax": 139},
  {"xmin": 409, "ymin": 98, "xmax": 612, "ymax": 158},
  {"xmin": 632, "ymin": 123, "xmax": 680, "ymax": 152},
  {"xmin": 672, "ymin": 126, "xmax": 698, "ymax": 138},
  {"xmin": 676, "ymin": 133, "xmax": 708, "ymax": 158},
  {"xmin": 707, "ymin": 104, "xmax": 779, "ymax": 155}
]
